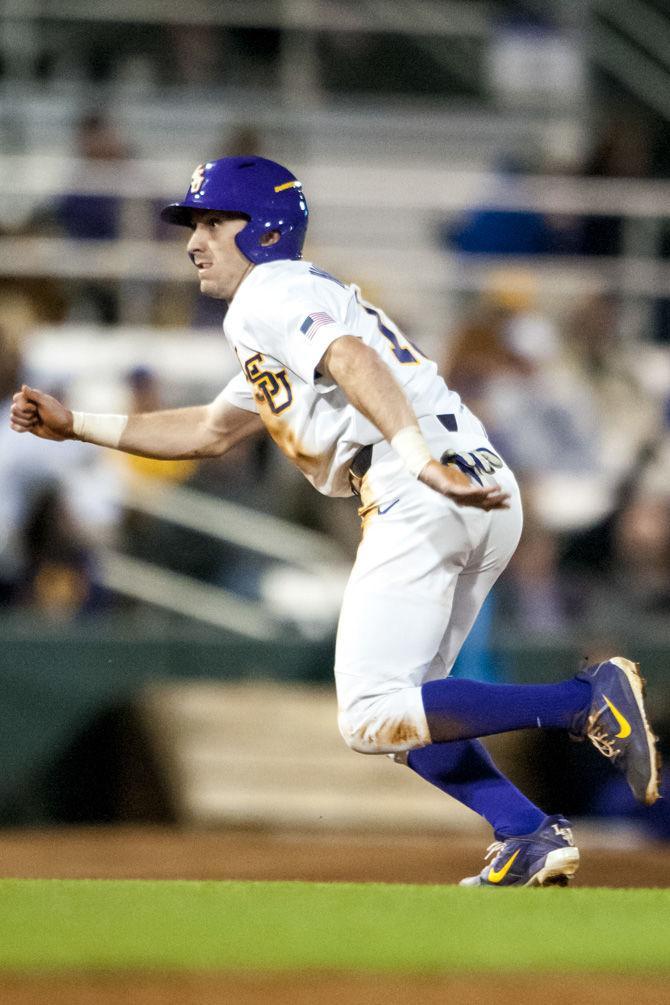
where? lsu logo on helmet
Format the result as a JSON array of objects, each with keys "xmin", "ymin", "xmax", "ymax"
[
  {"xmin": 189, "ymin": 164, "xmax": 206, "ymax": 194},
  {"xmin": 162, "ymin": 156, "xmax": 309, "ymax": 264}
]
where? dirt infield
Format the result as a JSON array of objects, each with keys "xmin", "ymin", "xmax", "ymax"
[
  {"xmin": 1, "ymin": 826, "xmax": 669, "ymax": 1004},
  {"xmin": 3, "ymin": 973, "xmax": 670, "ymax": 1005},
  {"xmin": 1, "ymin": 825, "xmax": 669, "ymax": 887}
]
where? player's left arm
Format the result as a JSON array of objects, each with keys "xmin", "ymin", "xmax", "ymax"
[{"xmin": 320, "ymin": 335, "xmax": 509, "ymax": 510}]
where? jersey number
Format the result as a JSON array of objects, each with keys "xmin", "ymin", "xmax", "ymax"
[
  {"xmin": 244, "ymin": 353, "xmax": 293, "ymax": 414},
  {"xmin": 359, "ymin": 298, "xmax": 421, "ymax": 365}
]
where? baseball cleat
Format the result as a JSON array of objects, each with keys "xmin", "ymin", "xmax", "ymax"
[
  {"xmin": 572, "ymin": 657, "xmax": 661, "ymax": 805},
  {"xmin": 459, "ymin": 815, "xmax": 579, "ymax": 888}
]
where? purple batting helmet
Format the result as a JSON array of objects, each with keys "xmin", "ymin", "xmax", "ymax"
[{"xmin": 160, "ymin": 156, "xmax": 309, "ymax": 264}]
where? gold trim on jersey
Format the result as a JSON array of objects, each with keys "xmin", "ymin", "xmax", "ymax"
[
  {"xmin": 357, "ymin": 473, "xmax": 378, "ymax": 538},
  {"xmin": 354, "ymin": 290, "xmax": 421, "ymax": 366}
]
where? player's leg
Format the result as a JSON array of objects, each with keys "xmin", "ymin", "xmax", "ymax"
[
  {"xmin": 403, "ymin": 738, "xmax": 546, "ymax": 838},
  {"xmin": 402, "ymin": 517, "xmax": 548, "ymax": 839},
  {"xmin": 336, "ymin": 473, "xmax": 550, "ymax": 838},
  {"xmin": 419, "ymin": 666, "xmax": 591, "ymax": 742},
  {"xmin": 337, "ymin": 462, "xmax": 659, "ymax": 811},
  {"xmin": 336, "ymin": 579, "xmax": 552, "ymax": 811},
  {"xmin": 336, "ymin": 499, "xmax": 575, "ymax": 882},
  {"xmin": 335, "ymin": 456, "xmax": 507, "ymax": 750},
  {"xmin": 413, "ymin": 491, "xmax": 658, "ymax": 810},
  {"xmin": 393, "ymin": 542, "xmax": 658, "ymax": 885},
  {"xmin": 401, "ymin": 519, "xmax": 580, "ymax": 886}
]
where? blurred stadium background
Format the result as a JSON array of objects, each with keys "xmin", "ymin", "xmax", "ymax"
[{"xmin": 1, "ymin": 0, "xmax": 670, "ymax": 857}]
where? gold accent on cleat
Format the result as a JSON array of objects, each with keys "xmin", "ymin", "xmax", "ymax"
[
  {"xmin": 603, "ymin": 696, "xmax": 631, "ymax": 739},
  {"xmin": 488, "ymin": 849, "xmax": 520, "ymax": 883}
]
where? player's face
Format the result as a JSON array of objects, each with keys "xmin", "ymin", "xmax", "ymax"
[{"xmin": 186, "ymin": 210, "xmax": 251, "ymax": 300}]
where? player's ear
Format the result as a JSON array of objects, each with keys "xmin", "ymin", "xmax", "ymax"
[{"xmin": 260, "ymin": 229, "xmax": 281, "ymax": 247}]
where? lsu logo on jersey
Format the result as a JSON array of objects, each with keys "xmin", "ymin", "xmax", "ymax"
[
  {"xmin": 243, "ymin": 352, "xmax": 293, "ymax": 414},
  {"xmin": 190, "ymin": 164, "xmax": 207, "ymax": 194}
]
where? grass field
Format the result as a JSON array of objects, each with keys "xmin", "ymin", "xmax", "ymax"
[{"xmin": 1, "ymin": 878, "xmax": 670, "ymax": 974}]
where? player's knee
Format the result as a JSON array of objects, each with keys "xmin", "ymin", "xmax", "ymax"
[
  {"xmin": 337, "ymin": 702, "xmax": 429, "ymax": 755},
  {"xmin": 338, "ymin": 712, "xmax": 376, "ymax": 753}
]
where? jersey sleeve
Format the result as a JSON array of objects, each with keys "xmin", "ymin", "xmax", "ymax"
[
  {"xmin": 243, "ymin": 271, "xmax": 359, "ymax": 385},
  {"xmin": 218, "ymin": 370, "xmax": 258, "ymax": 413}
]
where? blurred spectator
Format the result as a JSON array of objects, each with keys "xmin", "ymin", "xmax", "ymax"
[
  {"xmin": 550, "ymin": 293, "xmax": 669, "ymax": 632},
  {"xmin": 118, "ymin": 366, "xmax": 198, "ymax": 485},
  {"xmin": 577, "ymin": 118, "xmax": 653, "ymax": 257},
  {"xmin": 558, "ymin": 292, "xmax": 658, "ymax": 485},
  {"xmin": 54, "ymin": 111, "xmax": 131, "ymax": 325},
  {"xmin": 445, "ymin": 281, "xmax": 577, "ymax": 632},
  {"xmin": 117, "ymin": 365, "xmax": 207, "ymax": 575},
  {"xmin": 604, "ymin": 374, "xmax": 670, "ymax": 621},
  {"xmin": 612, "ymin": 497, "xmax": 670, "ymax": 615},
  {"xmin": 167, "ymin": 24, "xmax": 221, "ymax": 87},
  {"xmin": 444, "ymin": 281, "xmax": 666, "ymax": 635},
  {"xmin": 21, "ymin": 486, "xmax": 108, "ymax": 620},
  {"xmin": 442, "ymin": 159, "xmax": 567, "ymax": 256},
  {"xmin": 502, "ymin": 507, "xmax": 566, "ymax": 635},
  {"xmin": 0, "ymin": 277, "xmax": 67, "ymax": 334},
  {"xmin": 0, "ymin": 321, "xmax": 21, "ymax": 403},
  {"xmin": 113, "ymin": 367, "xmax": 272, "ymax": 603},
  {"xmin": 0, "ymin": 340, "xmax": 122, "ymax": 616},
  {"xmin": 56, "ymin": 111, "xmax": 129, "ymax": 240},
  {"xmin": 445, "ymin": 276, "xmax": 589, "ymax": 475}
]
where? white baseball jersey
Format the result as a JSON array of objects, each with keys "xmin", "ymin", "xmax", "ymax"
[
  {"xmin": 220, "ymin": 259, "xmax": 467, "ymax": 497},
  {"xmin": 218, "ymin": 257, "xmax": 521, "ymax": 756}
]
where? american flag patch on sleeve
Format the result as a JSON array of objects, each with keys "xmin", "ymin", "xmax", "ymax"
[{"xmin": 300, "ymin": 312, "xmax": 335, "ymax": 340}]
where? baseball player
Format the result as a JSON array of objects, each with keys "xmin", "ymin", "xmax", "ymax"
[{"xmin": 11, "ymin": 157, "xmax": 661, "ymax": 886}]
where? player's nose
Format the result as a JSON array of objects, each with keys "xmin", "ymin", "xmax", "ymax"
[{"xmin": 186, "ymin": 226, "xmax": 205, "ymax": 255}]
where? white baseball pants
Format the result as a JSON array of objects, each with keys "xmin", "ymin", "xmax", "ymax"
[{"xmin": 335, "ymin": 412, "xmax": 523, "ymax": 754}]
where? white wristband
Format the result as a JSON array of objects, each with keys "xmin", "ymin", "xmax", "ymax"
[
  {"xmin": 72, "ymin": 411, "xmax": 128, "ymax": 448},
  {"xmin": 390, "ymin": 426, "xmax": 433, "ymax": 478}
]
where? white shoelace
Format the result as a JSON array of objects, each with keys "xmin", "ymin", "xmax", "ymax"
[
  {"xmin": 484, "ymin": 841, "xmax": 506, "ymax": 861},
  {"xmin": 587, "ymin": 708, "xmax": 620, "ymax": 760}
]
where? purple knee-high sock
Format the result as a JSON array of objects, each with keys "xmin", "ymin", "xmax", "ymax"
[
  {"xmin": 421, "ymin": 676, "xmax": 591, "ymax": 743},
  {"xmin": 407, "ymin": 739, "xmax": 546, "ymax": 838}
]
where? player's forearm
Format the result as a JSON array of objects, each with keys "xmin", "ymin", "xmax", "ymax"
[
  {"xmin": 123, "ymin": 407, "xmax": 225, "ymax": 458},
  {"xmin": 75, "ymin": 406, "xmax": 226, "ymax": 459},
  {"xmin": 12, "ymin": 383, "xmax": 263, "ymax": 458},
  {"xmin": 324, "ymin": 336, "xmax": 434, "ymax": 478},
  {"xmin": 323, "ymin": 337, "xmax": 418, "ymax": 442}
]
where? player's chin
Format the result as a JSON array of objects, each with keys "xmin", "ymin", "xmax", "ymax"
[{"xmin": 198, "ymin": 277, "xmax": 225, "ymax": 299}]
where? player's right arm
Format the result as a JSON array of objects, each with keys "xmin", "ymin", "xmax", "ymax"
[{"xmin": 10, "ymin": 384, "xmax": 264, "ymax": 459}]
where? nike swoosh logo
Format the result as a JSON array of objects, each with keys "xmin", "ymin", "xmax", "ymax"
[
  {"xmin": 488, "ymin": 848, "xmax": 520, "ymax": 884},
  {"xmin": 604, "ymin": 696, "xmax": 631, "ymax": 739},
  {"xmin": 378, "ymin": 499, "xmax": 399, "ymax": 515}
]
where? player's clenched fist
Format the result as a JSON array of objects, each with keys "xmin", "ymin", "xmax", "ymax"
[
  {"xmin": 10, "ymin": 385, "xmax": 74, "ymax": 441},
  {"xmin": 418, "ymin": 459, "xmax": 510, "ymax": 511}
]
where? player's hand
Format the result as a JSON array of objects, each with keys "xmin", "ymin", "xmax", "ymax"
[
  {"xmin": 10, "ymin": 385, "xmax": 74, "ymax": 442},
  {"xmin": 418, "ymin": 459, "xmax": 510, "ymax": 510}
]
